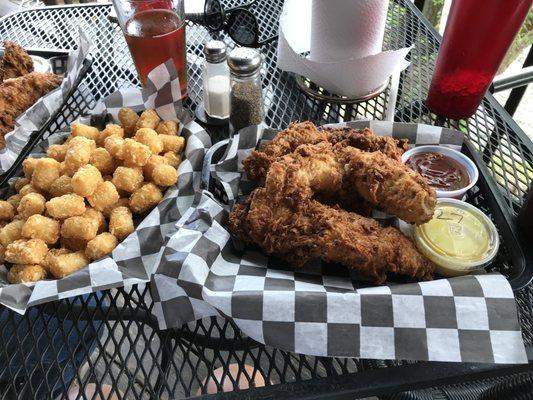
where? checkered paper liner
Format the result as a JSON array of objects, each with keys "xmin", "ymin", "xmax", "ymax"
[
  {"xmin": 151, "ymin": 121, "xmax": 527, "ymax": 364},
  {"xmin": 0, "ymin": 60, "xmax": 211, "ymax": 314},
  {"xmin": 0, "ymin": 29, "xmax": 93, "ymax": 172}
]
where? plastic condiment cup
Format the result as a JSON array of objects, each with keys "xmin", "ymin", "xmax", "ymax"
[
  {"xmin": 401, "ymin": 145, "xmax": 478, "ymax": 199},
  {"xmin": 30, "ymin": 56, "xmax": 53, "ymax": 74},
  {"xmin": 413, "ymin": 198, "xmax": 499, "ymax": 277}
]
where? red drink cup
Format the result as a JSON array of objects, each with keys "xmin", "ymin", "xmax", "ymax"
[
  {"xmin": 112, "ymin": 0, "xmax": 188, "ymax": 98},
  {"xmin": 426, "ymin": 0, "xmax": 532, "ymax": 119}
]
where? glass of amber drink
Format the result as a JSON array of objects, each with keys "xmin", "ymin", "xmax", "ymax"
[{"xmin": 112, "ymin": 0, "xmax": 188, "ymax": 98}]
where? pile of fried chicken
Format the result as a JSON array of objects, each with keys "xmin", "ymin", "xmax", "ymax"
[
  {"xmin": 228, "ymin": 122, "xmax": 438, "ymax": 283},
  {"xmin": 0, "ymin": 42, "xmax": 62, "ymax": 148}
]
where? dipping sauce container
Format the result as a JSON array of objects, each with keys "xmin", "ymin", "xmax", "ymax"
[
  {"xmin": 402, "ymin": 145, "xmax": 478, "ymax": 199},
  {"xmin": 414, "ymin": 198, "xmax": 499, "ymax": 277}
]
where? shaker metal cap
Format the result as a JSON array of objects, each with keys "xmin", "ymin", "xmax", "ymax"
[
  {"xmin": 227, "ymin": 47, "xmax": 262, "ymax": 76},
  {"xmin": 204, "ymin": 40, "xmax": 227, "ymax": 63}
]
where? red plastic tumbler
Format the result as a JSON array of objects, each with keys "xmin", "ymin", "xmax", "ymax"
[{"xmin": 426, "ymin": 0, "xmax": 532, "ymax": 119}]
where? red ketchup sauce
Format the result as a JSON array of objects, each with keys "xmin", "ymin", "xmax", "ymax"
[{"xmin": 407, "ymin": 152, "xmax": 469, "ymax": 191}]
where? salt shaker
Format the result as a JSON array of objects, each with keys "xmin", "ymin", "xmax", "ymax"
[
  {"xmin": 228, "ymin": 47, "xmax": 264, "ymax": 132},
  {"xmin": 202, "ymin": 40, "xmax": 230, "ymax": 120}
]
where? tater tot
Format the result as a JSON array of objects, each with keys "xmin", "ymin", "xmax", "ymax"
[
  {"xmin": 98, "ymin": 124, "xmax": 124, "ymax": 146},
  {"xmin": 48, "ymin": 175, "xmax": 73, "ymax": 197},
  {"xmin": 6, "ymin": 194, "xmax": 22, "ymax": 209},
  {"xmin": 163, "ymin": 152, "xmax": 181, "ymax": 169},
  {"xmin": 71, "ymin": 164, "xmax": 103, "ymax": 197},
  {"xmin": 21, "ymin": 215, "xmax": 59, "ymax": 245},
  {"xmin": 47, "ymin": 144, "xmax": 68, "ymax": 162},
  {"xmin": 0, "ymin": 201, "xmax": 14, "ymax": 220},
  {"xmin": 112, "ymin": 166, "xmax": 144, "ymax": 193},
  {"xmin": 86, "ymin": 233, "xmax": 118, "ymax": 260},
  {"xmin": 118, "ymin": 107, "xmax": 139, "ymax": 135},
  {"xmin": 104, "ymin": 135, "xmax": 125, "ymax": 160},
  {"xmin": 42, "ymin": 248, "xmax": 70, "ymax": 270},
  {"xmin": 90, "ymin": 147, "xmax": 116, "ymax": 176},
  {"xmin": 68, "ymin": 136, "xmax": 96, "ymax": 150},
  {"xmin": 135, "ymin": 109, "xmax": 160, "ymax": 131},
  {"xmin": 31, "ymin": 158, "xmax": 61, "ymax": 191},
  {"xmin": 45, "ymin": 194, "xmax": 86, "ymax": 219},
  {"xmin": 109, "ymin": 206, "xmax": 134, "ymax": 241},
  {"xmin": 82, "ymin": 208, "xmax": 106, "ymax": 233},
  {"xmin": 14, "ymin": 177, "xmax": 30, "ymax": 192},
  {"xmin": 152, "ymin": 164, "xmax": 177, "ymax": 187},
  {"xmin": 5, "ymin": 239, "xmax": 48, "ymax": 264},
  {"xmin": 18, "ymin": 193, "xmax": 46, "ymax": 219},
  {"xmin": 155, "ymin": 120, "xmax": 179, "ymax": 136},
  {"xmin": 143, "ymin": 155, "xmax": 167, "ymax": 180},
  {"xmin": 129, "ymin": 183, "xmax": 162, "ymax": 214},
  {"xmin": 160, "ymin": 135, "xmax": 185, "ymax": 154},
  {"xmin": 71, "ymin": 122, "xmax": 100, "ymax": 141},
  {"xmin": 22, "ymin": 158, "xmax": 38, "ymax": 179},
  {"xmin": 122, "ymin": 139, "xmax": 151, "ymax": 166},
  {"xmin": 102, "ymin": 198, "xmax": 130, "ymax": 218},
  {"xmin": 59, "ymin": 237, "xmax": 87, "ymax": 252},
  {"xmin": 64, "ymin": 137, "xmax": 93, "ymax": 176},
  {"xmin": 134, "ymin": 128, "xmax": 164, "ymax": 154},
  {"xmin": 18, "ymin": 184, "xmax": 39, "ymax": 197},
  {"xmin": 87, "ymin": 181, "xmax": 119, "ymax": 211},
  {"xmin": 0, "ymin": 244, "xmax": 5, "ymax": 263},
  {"xmin": 0, "ymin": 220, "xmax": 24, "ymax": 247},
  {"xmin": 7, "ymin": 264, "xmax": 47, "ymax": 283},
  {"xmin": 61, "ymin": 216, "xmax": 98, "ymax": 241},
  {"xmin": 47, "ymin": 251, "xmax": 89, "ymax": 279}
]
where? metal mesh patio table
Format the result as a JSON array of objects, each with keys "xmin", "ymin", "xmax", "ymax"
[{"xmin": 0, "ymin": 1, "xmax": 532, "ymax": 399}]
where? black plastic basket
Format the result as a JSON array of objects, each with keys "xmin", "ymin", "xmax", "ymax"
[
  {"xmin": 0, "ymin": 48, "xmax": 93, "ymax": 186},
  {"xmin": 202, "ymin": 134, "xmax": 533, "ymax": 291}
]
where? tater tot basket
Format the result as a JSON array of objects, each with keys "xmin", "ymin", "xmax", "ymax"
[
  {"xmin": 0, "ymin": 60, "xmax": 211, "ymax": 314},
  {"xmin": 149, "ymin": 121, "xmax": 530, "ymax": 364}
]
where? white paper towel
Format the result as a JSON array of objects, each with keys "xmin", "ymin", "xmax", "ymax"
[
  {"xmin": 310, "ymin": 0, "xmax": 389, "ymax": 61},
  {"xmin": 277, "ymin": 0, "xmax": 412, "ymax": 97}
]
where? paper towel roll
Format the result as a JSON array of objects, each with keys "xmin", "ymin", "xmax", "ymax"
[{"xmin": 310, "ymin": 0, "xmax": 389, "ymax": 62}]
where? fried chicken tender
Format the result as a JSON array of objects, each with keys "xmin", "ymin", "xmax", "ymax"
[
  {"xmin": 243, "ymin": 121, "xmax": 407, "ymax": 184},
  {"xmin": 341, "ymin": 146, "xmax": 436, "ymax": 225},
  {"xmin": 5, "ymin": 238, "xmax": 48, "ymax": 265},
  {"xmin": 229, "ymin": 188, "xmax": 434, "ymax": 283},
  {"xmin": 0, "ymin": 42, "xmax": 33, "ymax": 82},
  {"xmin": 0, "ymin": 72, "xmax": 62, "ymax": 147},
  {"xmin": 265, "ymin": 142, "xmax": 435, "ymax": 224},
  {"xmin": 8, "ymin": 264, "xmax": 47, "ymax": 284}
]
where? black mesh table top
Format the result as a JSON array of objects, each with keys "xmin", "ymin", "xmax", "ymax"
[{"xmin": 0, "ymin": 1, "xmax": 532, "ymax": 399}]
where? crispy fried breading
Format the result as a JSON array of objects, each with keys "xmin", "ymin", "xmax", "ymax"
[
  {"xmin": 0, "ymin": 42, "xmax": 33, "ymax": 82},
  {"xmin": 229, "ymin": 188, "xmax": 434, "ymax": 283},
  {"xmin": 243, "ymin": 121, "xmax": 408, "ymax": 184},
  {"xmin": 0, "ymin": 72, "xmax": 62, "ymax": 147}
]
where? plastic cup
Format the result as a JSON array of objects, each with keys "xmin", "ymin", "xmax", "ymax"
[{"xmin": 401, "ymin": 145, "xmax": 478, "ymax": 199}]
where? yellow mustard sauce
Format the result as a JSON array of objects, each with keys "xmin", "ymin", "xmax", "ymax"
[{"xmin": 414, "ymin": 200, "xmax": 498, "ymax": 277}]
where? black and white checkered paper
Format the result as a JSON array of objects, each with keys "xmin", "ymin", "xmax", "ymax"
[
  {"xmin": 151, "ymin": 121, "xmax": 527, "ymax": 364},
  {"xmin": 0, "ymin": 60, "xmax": 211, "ymax": 314},
  {"xmin": 0, "ymin": 29, "xmax": 93, "ymax": 172}
]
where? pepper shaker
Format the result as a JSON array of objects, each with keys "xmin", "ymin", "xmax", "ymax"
[
  {"xmin": 202, "ymin": 40, "xmax": 230, "ymax": 120},
  {"xmin": 228, "ymin": 47, "xmax": 264, "ymax": 133}
]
